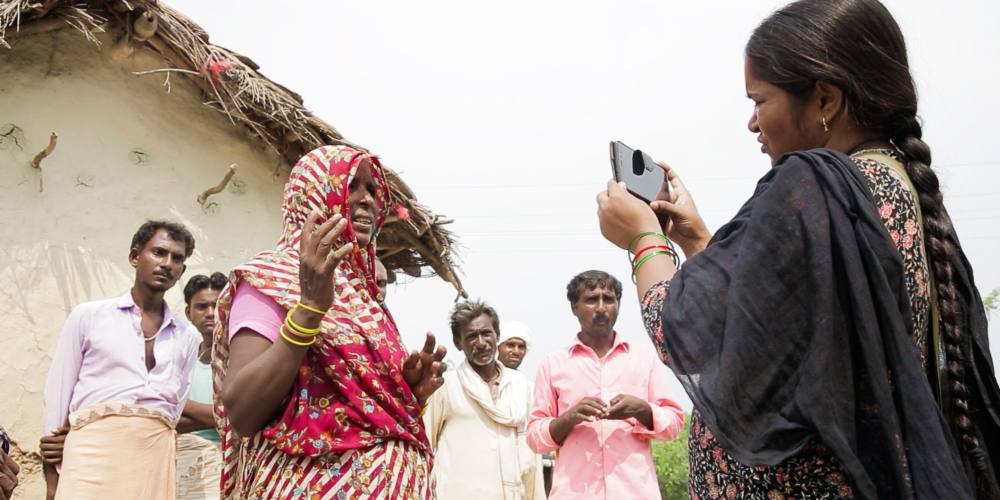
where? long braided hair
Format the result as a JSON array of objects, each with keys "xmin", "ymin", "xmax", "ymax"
[{"xmin": 746, "ymin": 0, "xmax": 997, "ymax": 496}]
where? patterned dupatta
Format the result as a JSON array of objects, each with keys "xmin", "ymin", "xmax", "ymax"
[{"xmin": 211, "ymin": 146, "xmax": 429, "ymax": 497}]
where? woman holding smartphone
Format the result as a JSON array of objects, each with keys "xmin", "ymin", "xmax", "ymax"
[{"xmin": 597, "ymin": 0, "xmax": 999, "ymax": 498}]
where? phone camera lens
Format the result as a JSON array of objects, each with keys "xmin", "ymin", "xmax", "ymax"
[{"xmin": 632, "ymin": 150, "xmax": 645, "ymax": 176}]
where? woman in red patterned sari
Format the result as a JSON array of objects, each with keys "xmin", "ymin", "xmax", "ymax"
[{"xmin": 213, "ymin": 145, "xmax": 447, "ymax": 499}]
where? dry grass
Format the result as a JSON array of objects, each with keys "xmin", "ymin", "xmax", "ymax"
[{"xmin": 1, "ymin": 0, "xmax": 465, "ymax": 296}]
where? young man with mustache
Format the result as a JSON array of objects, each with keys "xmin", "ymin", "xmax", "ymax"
[
  {"xmin": 175, "ymin": 272, "xmax": 228, "ymax": 499},
  {"xmin": 526, "ymin": 270, "xmax": 685, "ymax": 500},
  {"xmin": 424, "ymin": 301, "xmax": 544, "ymax": 500},
  {"xmin": 40, "ymin": 220, "xmax": 201, "ymax": 500}
]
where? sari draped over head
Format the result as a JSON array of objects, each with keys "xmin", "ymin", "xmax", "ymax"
[
  {"xmin": 212, "ymin": 145, "xmax": 432, "ymax": 499},
  {"xmin": 659, "ymin": 149, "xmax": 999, "ymax": 499}
]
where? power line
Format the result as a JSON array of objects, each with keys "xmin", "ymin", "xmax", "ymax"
[
  {"xmin": 408, "ymin": 161, "xmax": 1000, "ymax": 191},
  {"xmin": 409, "ymin": 176, "xmax": 761, "ymax": 191}
]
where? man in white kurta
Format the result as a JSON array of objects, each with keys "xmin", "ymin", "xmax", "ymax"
[{"xmin": 425, "ymin": 301, "xmax": 544, "ymax": 500}]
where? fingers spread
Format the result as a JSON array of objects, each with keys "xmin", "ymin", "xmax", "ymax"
[
  {"xmin": 432, "ymin": 360, "xmax": 446, "ymax": 376},
  {"xmin": 402, "ymin": 350, "xmax": 421, "ymax": 371},
  {"xmin": 303, "ymin": 210, "xmax": 320, "ymax": 239},
  {"xmin": 312, "ymin": 214, "xmax": 343, "ymax": 250},
  {"xmin": 323, "ymin": 242, "xmax": 353, "ymax": 272},
  {"xmin": 420, "ymin": 332, "xmax": 435, "ymax": 354},
  {"xmin": 317, "ymin": 216, "xmax": 346, "ymax": 252}
]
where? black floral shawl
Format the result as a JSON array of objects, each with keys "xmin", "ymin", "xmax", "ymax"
[{"xmin": 660, "ymin": 149, "xmax": 999, "ymax": 499}]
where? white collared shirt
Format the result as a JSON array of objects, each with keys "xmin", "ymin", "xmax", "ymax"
[{"xmin": 42, "ymin": 290, "xmax": 200, "ymax": 434}]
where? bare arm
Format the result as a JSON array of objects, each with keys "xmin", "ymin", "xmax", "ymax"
[
  {"xmin": 176, "ymin": 400, "xmax": 216, "ymax": 434},
  {"xmin": 546, "ymin": 415, "xmax": 578, "ymax": 447},
  {"xmin": 598, "ymin": 162, "xmax": 712, "ymax": 301},
  {"xmin": 43, "ymin": 463, "xmax": 58, "ymax": 500},
  {"xmin": 221, "ymin": 328, "xmax": 313, "ymax": 437},
  {"xmin": 221, "ymin": 212, "xmax": 351, "ymax": 438}
]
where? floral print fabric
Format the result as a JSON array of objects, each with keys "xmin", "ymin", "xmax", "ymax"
[
  {"xmin": 641, "ymin": 151, "xmax": 931, "ymax": 499},
  {"xmin": 851, "ymin": 150, "xmax": 931, "ymax": 368},
  {"xmin": 212, "ymin": 145, "xmax": 431, "ymax": 499}
]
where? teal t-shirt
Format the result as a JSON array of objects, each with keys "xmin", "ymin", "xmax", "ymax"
[{"xmin": 189, "ymin": 361, "xmax": 220, "ymax": 442}]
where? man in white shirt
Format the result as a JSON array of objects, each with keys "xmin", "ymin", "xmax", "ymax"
[
  {"xmin": 40, "ymin": 220, "xmax": 200, "ymax": 500},
  {"xmin": 424, "ymin": 301, "xmax": 544, "ymax": 500}
]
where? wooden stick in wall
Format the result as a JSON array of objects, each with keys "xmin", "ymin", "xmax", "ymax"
[
  {"xmin": 197, "ymin": 164, "xmax": 238, "ymax": 205},
  {"xmin": 31, "ymin": 132, "xmax": 58, "ymax": 192}
]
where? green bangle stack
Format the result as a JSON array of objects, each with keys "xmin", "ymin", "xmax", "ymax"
[{"xmin": 627, "ymin": 232, "xmax": 681, "ymax": 282}]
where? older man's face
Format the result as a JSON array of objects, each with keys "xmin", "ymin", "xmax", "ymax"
[{"xmin": 497, "ymin": 337, "xmax": 527, "ymax": 370}]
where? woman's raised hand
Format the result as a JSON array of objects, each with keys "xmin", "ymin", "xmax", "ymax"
[
  {"xmin": 403, "ymin": 332, "xmax": 447, "ymax": 406},
  {"xmin": 649, "ymin": 162, "xmax": 711, "ymax": 257},
  {"xmin": 299, "ymin": 211, "xmax": 353, "ymax": 313},
  {"xmin": 597, "ymin": 180, "xmax": 662, "ymax": 251}
]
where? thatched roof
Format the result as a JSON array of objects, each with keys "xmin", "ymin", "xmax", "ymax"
[{"xmin": 1, "ymin": 0, "xmax": 466, "ymax": 297}]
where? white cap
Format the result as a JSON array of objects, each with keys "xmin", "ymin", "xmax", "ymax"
[{"xmin": 498, "ymin": 320, "xmax": 532, "ymax": 349}]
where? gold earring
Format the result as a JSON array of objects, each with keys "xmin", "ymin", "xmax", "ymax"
[{"xmin": 821, "ymin": 116, "xmax": 829, "ymax": 132}]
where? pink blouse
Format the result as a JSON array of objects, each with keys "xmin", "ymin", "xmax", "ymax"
[{"xmin": 228, "ymin": 281, "xmax": 285, "ymax": 342}]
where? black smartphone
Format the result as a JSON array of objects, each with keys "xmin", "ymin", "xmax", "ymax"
[{"xmin": 609, "ymin": 141, "xmax": 666, "ymax": 203}]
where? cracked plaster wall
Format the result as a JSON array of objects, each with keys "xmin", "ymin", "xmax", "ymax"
[{"xmin": 0, "ymin": 28, "xmax": 287, "ymax": 498}]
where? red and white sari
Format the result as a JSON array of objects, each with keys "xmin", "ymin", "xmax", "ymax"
[{"xmin": 212, "ymin": 145, "xmax": 432, "ymax": 499}]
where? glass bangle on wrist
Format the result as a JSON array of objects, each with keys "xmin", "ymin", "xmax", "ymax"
[
  {"xmin": 280, "ymin": 324, "xmax": 316, "ymax": 347},
  {"xmin": 631, "ymin": 250, "xmax": 674, "ymax": 282},
  {"xmin": 296, "ymin": 302, "xmax": 326, "ymax": 316},
  {"xmin": 285, "ymin": 308, "xmax": 322, "ymax": 336},
  {"xmin": 628, "ymin": 232, "xmax": 679, "ymax": 259}
]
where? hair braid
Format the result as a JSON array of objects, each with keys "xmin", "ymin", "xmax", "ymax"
[
  {"xmin": 747, "ymin": 0, "xmax": 997, "ymax": 494},
  {"xmin": 888, "ymin": 116, "xmax": 996, "ymax": 494}
]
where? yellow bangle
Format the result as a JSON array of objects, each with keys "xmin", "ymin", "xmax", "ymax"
[
  {"xmin": 296, "ymin": 302, "xmax": 327, "ymax": 316},
  {"xmin": 285, "ymin": 308, "xmax": 322, "ymax": 336},
  {"xmin": 280, "ymin": 325, "xmax": 316, "ymax": 347}
]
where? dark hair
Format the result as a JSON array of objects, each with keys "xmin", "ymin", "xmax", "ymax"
[
  {"xmin": 566, "ymin": 270, "xmax": 622, "ymax": 305},
  {"xmin": 449, "ymin": 300, "xmax": 500, "ymax": 347},
  {"xmin": 183, "ymin": 272, "xmax": 228, "ymax": 306},
  {"xmin": 130, "ymin": 220, "xmax": 196, "ymax": 258},
  {"xmin": 747, "ymin": 0, "xmax": 995, "ymax": 492}
]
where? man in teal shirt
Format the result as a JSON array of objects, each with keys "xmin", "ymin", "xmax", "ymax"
[{"xmin": 176, "ymin": 273, "xmax": 227, "ymax": 498}]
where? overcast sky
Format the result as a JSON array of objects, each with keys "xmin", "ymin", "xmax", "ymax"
[{"xmin": 170, "ymin": 0, "xmax": 1000, "ymax": 407}]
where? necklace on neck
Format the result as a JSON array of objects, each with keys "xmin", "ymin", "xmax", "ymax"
[
  {"xmin": 144, "ymin": 331, "xmax": 159, "ymax": 342},
  {"xmin": 848, "ymin": 139, "xmax": 901, "ymax": 158}
]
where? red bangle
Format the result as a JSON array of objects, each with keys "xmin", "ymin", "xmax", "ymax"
[{"xmin": 632, "ymin": 244, "xmax": 669, "ymax": 263}]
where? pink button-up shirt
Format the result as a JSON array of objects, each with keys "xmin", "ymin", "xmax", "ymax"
[
  {"xmin": 42, "ymin": 291, "xmax": 200, "ymax": 435},
  {"xmin": 527, "ymin": 334, "xmax": 685, "ymax": 500}
]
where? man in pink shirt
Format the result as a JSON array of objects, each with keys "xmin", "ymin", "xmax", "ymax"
[
  {"xmin": 40, "ymin": 220, "xmax": 201, "ymax": 500},
  {"xmin": 527, "ymin": 270, "xmax": 685, "ymax": 499}
]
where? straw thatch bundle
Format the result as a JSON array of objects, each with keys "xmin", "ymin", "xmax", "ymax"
[{"xmin": 1, "ymin": 0, "xmax": 466, "ymax": 297}]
